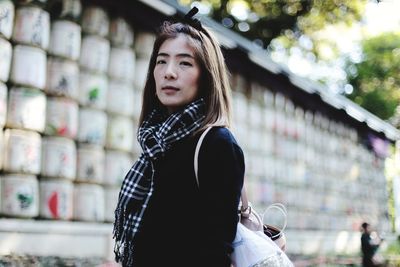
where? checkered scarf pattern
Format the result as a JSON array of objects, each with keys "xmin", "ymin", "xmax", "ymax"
[{"xmin": 113, "ymin": 98, "xmax": 206, "ymax": 266}]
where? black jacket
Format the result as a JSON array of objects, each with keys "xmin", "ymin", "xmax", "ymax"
[{"xmin": 133, "ymin": 127, "xmax": 245, "ymax": 267}]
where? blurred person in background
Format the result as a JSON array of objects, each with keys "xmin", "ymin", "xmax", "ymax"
[
  {"xmin": 361, "ymin": 222, "xmax": 384, "ymax": 267},
  {"xmin": 112, "ymin": 7, "xmax": 245, "ymax": 267}
]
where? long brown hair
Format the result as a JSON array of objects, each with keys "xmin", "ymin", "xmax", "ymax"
[{"xmin": 139, "ymin": 21, "xmax": 232, "ymax": 133}]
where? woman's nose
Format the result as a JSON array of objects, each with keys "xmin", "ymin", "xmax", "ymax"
[{"xmin": 164, "ymin": 63, "xmax": 177, "ymax": 79}]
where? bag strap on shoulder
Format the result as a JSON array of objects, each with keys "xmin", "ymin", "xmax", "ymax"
[{"xmin": 194, "ymin": 126, "xmax": 213, "ymax": 186}]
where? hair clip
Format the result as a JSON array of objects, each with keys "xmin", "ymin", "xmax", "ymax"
[{"xmin": 183, "ymin": 7, "xmax": 203, "ymax": 32}]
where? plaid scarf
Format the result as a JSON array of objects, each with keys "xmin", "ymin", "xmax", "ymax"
[{"xmin": 113, "ymin": 98, "xmax": 206, "ymax": 266}]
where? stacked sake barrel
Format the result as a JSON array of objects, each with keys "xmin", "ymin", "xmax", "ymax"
[
  {"xmin": 71, "ymin": 5, "xmax": 111, "ymax": 222},
  {"xmin": 133, "ymin": 30, "xmax": 155, "ymax": 115},
  {"xmin": 39, "ymin": 0, "xmax": 82, "ymax": 221},
  {"xmin": 231, "ymin": 72, "xmax": 390, "ymax": 234},
  {"xmin": 0, "ymin": 0, "xmax": 145, "ymax": 224},
  {"xmin": 0, "ymin": 0, "xmax": 14, "ymax": 218},
  {"xmin": 130, "ymin": 30, "xmax": 156, "ymax": 154},
  {"xmin": 0, "ymin": 0, "xmax": 48, "ymax": 219},
  {"xmin": 103, "ymin": 15, "xmax": 137, "ymax": 223}
]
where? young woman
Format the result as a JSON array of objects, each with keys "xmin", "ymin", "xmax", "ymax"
[{"xmin": 113, "ymin": 8, "xmax": 245, "ymax": 267}]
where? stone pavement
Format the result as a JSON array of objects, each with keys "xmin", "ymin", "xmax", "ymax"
[{"xmin": 0, "ymin": 254, "xmax": 120, "ymax": 267}]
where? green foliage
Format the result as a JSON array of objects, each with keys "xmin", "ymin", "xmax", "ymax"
[
  {"xmin": 178, "ymin": 0, "xmax": 367, "ymax": 58},
  {"xmin": 384, "ymin": 237, "xmax": 400, "ymax": 255},
  {"xmin": 383, "ymin": 237, "xmax": 400, "ymax": 266},
  {"xmin": 345, "ymin": 32, "xmax": 400, "ymax": 120}
]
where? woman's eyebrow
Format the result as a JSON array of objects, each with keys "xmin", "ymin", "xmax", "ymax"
[
  {"xmin": 157, "ymin": 52, "xmax": 169, "ymax": 57},
  {"xmin": 157, "ymin": 52, "xmax": 194, "ymax": 58}
]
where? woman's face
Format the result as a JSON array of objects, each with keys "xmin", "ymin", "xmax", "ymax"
[{"xmin": 154, "ymin": 34, "xmax": 201, "ymax": 114}]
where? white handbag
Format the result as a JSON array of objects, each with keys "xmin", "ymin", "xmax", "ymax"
[{"xmin": 194, "ymin": 127, "xmax": 294, "ymax": 267}]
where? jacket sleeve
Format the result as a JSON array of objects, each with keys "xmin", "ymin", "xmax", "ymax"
[{"xmin": 197, "ymin": 127, "xmax": 245, "ymax": 267}]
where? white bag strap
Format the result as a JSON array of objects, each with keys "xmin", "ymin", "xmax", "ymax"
[
  {"xmin": 194, "ymin": 126, "xmax": 213, "ymax": 186},
  {"xmin": 269, "ymin": 203, "xmax": 287, "ymax": 216},
  {"xmin": 193, "ymin": 126, "xmax": 249, "ymax": 211},
  {"xmin": 262, "ymin": 203, "xmax": 288, "ymax": 238}
]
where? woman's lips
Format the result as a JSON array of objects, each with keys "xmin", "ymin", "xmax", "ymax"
[
  {"xmin": 161, "ymin": 86, "xmax": 179, "ymax": 94},
  {"xmin": 162, "ymin": 86, "xmax": 179, "ymax": 91}
]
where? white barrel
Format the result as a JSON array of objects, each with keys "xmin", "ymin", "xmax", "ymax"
[
  {"xmin": 80, "ymin": 35, "xmax": 110, "ymax": 74},
  {"xmin": 134, "ymin": 56, "xmax": 150, "ymax": 89},
  {"xmin": 48, "ymin": 0, "xmax": 81, "ymax": 21},
  {"xmin": 10, "ymin": 45, "xmax": 46, "ymax": 89},
  {"xmin": 0, "ymin": 37, "xmax": 12, "ymax": 82},
  {"xmin": 9, "ymin": 89, "xmax": 45, "ymax": 133},
  {"xmin": 132, "ymin": 130, "xmax": 142, "ymax": 156},
  {"xmin": 61, "ymin": 0, "xmax": 82, "ymax": 20},
  {"xmin": 104, "ymin": 186, "xmax": 119, "ymax": 222},
  {"xmin": 104, "ymin": 150, "xmax": 132, "ymax": 186},
  {"xmin": 133, "ymin": 89, "xmax": 143, "ymax": 119},
  {"xmin": 49, "ymin": 20, "xmax": 81, "ymax": 60},
  {"xmin": 106, "ymin": 115, "xmax": 134, "ymax": 152},
  {"xmin": 41, "ymin": 137, "xmax": 76, "ymax": 180},
  {"xmin": 3, "ymin": 129, "xmax": 41, "ymax": 174},
  {"xmin": 0, "ymin": 0, "xmax": 15, "ymax": 39},
  {"xmin": 45, "ymin": 97, "xmax": 78, "ymax": 138},
  {"xmin": 108, "ymin": 47, "xmax": 135, "ymax": 83},
  {"xmin": 109, "ymin": 17, "xmax": 134, "ymax": 48},
  {"xmin": 0, "ymin": 130, "xmax": 3, "ymax": 170},
  {"xmin": 107, "ymin": 81, "xmax": 135, "ymax": 117},
  {"xmin": 39, "ymin": 178, "xmax": 73, "ymax": 220},
  {"xmin": 78, "ymin": 72, "xmax": 108, "ymax": 109},
  {"xmin": 12, "ymin": 6, "xmax": 50, "ymax": 50},
  {"xmin": 76, "ymin": 144, "xmax": 105, "ymax": 184},
  {"xmin": 46, "ymin": 57, "xmax": 79, "ymax": 99},
  {"xmin": 81, "ymin": 6, "xmax": 109, "ymax": 37},
  {"xmin": 134, "ymin": 31, "xmax": 156, "ymax": 57},
  {"xmin": 78, "ymin": 108, "xmax": 107, "ymax": 145},
  {"xmin": 73, "ymin": 183, "xmax": 104, "ymax": 222},
  {"xmin": 1, "ymin": 174, "xmax": 39, "ymax": 218},
  {"xmin": 0, "ymin": 82, "xmax": 8, "ymax": 128},
  {"xmin": 6, "ymin": 87, "xmax": 46, "ymax": 132},
  {"xmin": 16, "ymin": 0, "xmax": 48, "ymax": 5}
]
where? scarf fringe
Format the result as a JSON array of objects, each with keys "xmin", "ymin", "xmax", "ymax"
[{"xmin": 113, "ymin": 206, "xmax": 136, "ymax": 266}]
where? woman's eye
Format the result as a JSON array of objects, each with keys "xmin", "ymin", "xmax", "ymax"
[
  {"xmin": 180, "ymin": 61, "xmax": 192, "ymax": 66},
  {"xmin": 156, "ymin": 59, "xmax": 166, "ymax": 64}
]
